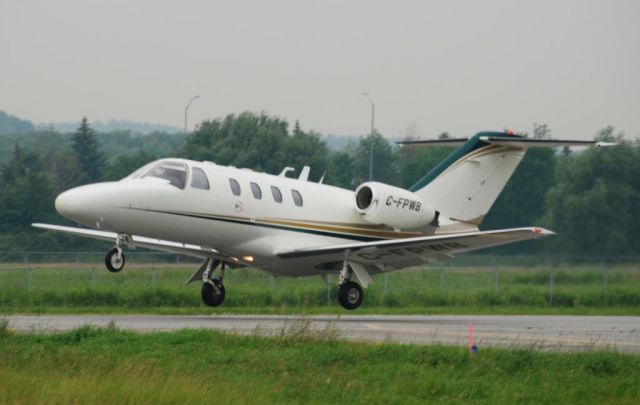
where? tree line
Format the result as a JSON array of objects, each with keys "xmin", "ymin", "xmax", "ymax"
[{"xmin": 1, "ymin": 112, "xmax": 638, "ymax": 256}]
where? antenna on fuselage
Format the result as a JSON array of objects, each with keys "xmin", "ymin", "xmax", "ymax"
[
  {"xmin": 279, "ymin": 167, "xmax": 295, "ymax": 177},
  {"xmin": 298, "ymin": 166, "xmax": 310, "ymax": 181},
  {"xmin": 318, "ymin": 172, "xmax": 325, "ymax": 184}
]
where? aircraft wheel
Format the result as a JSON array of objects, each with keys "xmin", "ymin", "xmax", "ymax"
[
  {"xmin": 338, "ymin": 281, "xmax": 363, "ymax": 310},
  {"xmin": 202, "ymin": 279, "xmax": 226, "ymax": 307},
  {"xmin": 105, "ymin": 248, "xmax": 125, "ymax": 273}
]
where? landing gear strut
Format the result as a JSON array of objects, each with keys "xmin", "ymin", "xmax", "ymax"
[
  {"xmin": 337, "ymin": 262, "xmax": 364, "ymax": 310},
  {"xmin": 201, "ymin": 260, "xmax": 226, "ymax": 307}
]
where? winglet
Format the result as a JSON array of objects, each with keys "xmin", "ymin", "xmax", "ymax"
[{"xmin": 533, "ymin": 227, "xmax": 555, "ymax": 236}]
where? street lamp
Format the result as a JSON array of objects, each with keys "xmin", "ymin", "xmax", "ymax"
[
  {"xmin": 361, "ymin": 92, "xmax": 375, "ymax": 181},
  {"xmin": 184, "ymin": 95, "xmax": 200, "ymax": 134}
]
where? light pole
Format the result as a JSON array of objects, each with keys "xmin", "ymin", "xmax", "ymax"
[
  {"xmin": 361, "ymin": 92, "xmax": 375, "ymax": 181},
  {"xmin": 184, "ymin": 95, "xmax": 200, "ymax": 134}
]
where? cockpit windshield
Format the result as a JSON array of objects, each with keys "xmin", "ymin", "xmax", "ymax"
[
  {"xmin": 140, "ymin": 162, "xmax": 188, "ymax": 189},
  {"xmin": 127, "ymin": 162, "xmax": 156, "ymax": 179}
]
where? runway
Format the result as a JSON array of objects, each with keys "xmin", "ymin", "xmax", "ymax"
[{"xmin": 5, "ymin": 314, "xmax": 640, "ymax": 352}]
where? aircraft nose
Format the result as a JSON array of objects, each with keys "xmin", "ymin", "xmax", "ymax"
[
  {"xmin": 55, "ymin": 184, "xmax": 110, "ymax": 227},
  {"xmin": 55, "ymin": 188, "xmax": 85, "ymax": 220}
]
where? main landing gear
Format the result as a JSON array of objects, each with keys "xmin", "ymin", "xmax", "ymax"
[
  {"xmin": 339, "ymin": 281, "xmax": 363, "ymax": 310},
  {"xmin": 201, "ymin": 260, "xmax": 226, "ymax": 307},
  {"xmin": 337, "ymin": 263, "xmax": 364, "ymax": 310}
]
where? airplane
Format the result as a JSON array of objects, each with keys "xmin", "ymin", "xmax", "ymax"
[{"xmin": 33, "ymin": 131, "xmax": 613, "ymax": 310}]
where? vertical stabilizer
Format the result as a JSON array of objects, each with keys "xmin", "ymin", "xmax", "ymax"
[{"xmin": 406, "ymin": 133, "xmax": 526, "ymax": 228}]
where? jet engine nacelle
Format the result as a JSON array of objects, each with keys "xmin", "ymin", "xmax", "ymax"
[{"xmin": 354, "ymin": 182, "xmax": 438, "ymax": 230}]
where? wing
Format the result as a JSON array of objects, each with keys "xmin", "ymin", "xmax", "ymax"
[
  {"xmin": 278, "ymin": 227, "xmax": 554, "ymax": 279},
  {"xmin": 32, "ymin": 223, "xmax": 248, "ymax": 267}
]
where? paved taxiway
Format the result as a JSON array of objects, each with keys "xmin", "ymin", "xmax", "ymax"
[{"xmin": 6, "ymin": 315, "xmax": 640, "ymax": 352}]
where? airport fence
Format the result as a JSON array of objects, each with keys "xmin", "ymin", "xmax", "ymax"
[{"xmin": 1, "ymin": 251, "xmax": 639, "ymax": 308}]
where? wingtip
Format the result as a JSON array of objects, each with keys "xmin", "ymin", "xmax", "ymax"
[{"xmin": 533, "ymin": 227, "xmax": 555, "ymax": 236}]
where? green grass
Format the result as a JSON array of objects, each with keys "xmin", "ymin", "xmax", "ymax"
[
  {"xmin": 1, "ymin": 325, "xmax": 639, "ymax": 403},
  {"xmin": 1, "ymin": 258, "xmax": 640, "ymax": 314}
]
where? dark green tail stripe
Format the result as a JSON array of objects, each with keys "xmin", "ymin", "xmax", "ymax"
[
  {"xmin": 408, "ymin": 131, "xmax": 523, "ymax": 192},
  {"xmin": 409, "ymin": 135, "xmax": 484, "ymax": 192}
]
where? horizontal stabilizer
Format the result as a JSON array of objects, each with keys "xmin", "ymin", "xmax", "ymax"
[
  {"xmin": 397, "ymin": 134, "xmax": 615, "ymax": 149},
  {"xmin": 480, "ymin": 137, "xmax": 616, "ymax": 148},
  {"xmin": 396, "ymin": 138, "xmax": 470, "ymax": 147}
]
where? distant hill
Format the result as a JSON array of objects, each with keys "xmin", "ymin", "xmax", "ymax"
[
  {"xmin": 0, "ymin": 111, "xmax": 34, "ymax": 134},
  {"xmin": 0, "ymin": 112, "xmax": 186, "ymax": 164},
  {"xmin": 48, "ymin": 119, "xmax": 181, "ymax": 134}
]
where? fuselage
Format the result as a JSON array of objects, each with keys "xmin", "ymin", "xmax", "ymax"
[{"xmin": 55, "ymin": 158, "xmax": 428, "ymax": 276}]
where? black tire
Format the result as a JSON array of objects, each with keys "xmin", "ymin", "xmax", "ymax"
[
  {"xmin": 338, "ymin": 281, "xmax": 363, "ymax": 310},
  {"xmin": 201, "ymin": 279, "xmax": 226, "ymax": 307},
  {"xmin": 105, "ymin": 248, "xmax": 125, "ymax": 273}
]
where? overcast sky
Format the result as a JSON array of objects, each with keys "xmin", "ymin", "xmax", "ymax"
[{"xmin": 1, "ymin": 0, "xmax": 639, "ymax": 139}]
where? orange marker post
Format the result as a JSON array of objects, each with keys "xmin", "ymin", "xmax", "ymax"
[{"xmin": 469, "ymin": 321, "xmax": 477, "ymax": 353}]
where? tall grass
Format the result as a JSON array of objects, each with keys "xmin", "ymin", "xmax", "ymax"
[
  {"xmin": 0, "ymin": 317, "xmax": 8, "ymax": 337},
  {"xmin": 0, "ymin": 326, "xmax": 639, "ymax": 403}
]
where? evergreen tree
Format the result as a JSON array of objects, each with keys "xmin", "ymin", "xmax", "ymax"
[
  {"xmin": 0, "ymin": 144, "xmax": 55, "ymax": 233},
  {"xmin": 71, "ymin": 117, "xmax": 105, "ymax": 185},
  {"xmin": 2, "ymin": 142, "xmax": 29, "ymax": 183}
]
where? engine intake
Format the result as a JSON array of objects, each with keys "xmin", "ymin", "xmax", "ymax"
[{"xmin": 354, "ymin": 182, "xmax": 437, "ymax": 230}]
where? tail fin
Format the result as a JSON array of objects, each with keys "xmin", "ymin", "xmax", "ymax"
[{"xmin": 399, "ymin": 132, "xmax": 603, "ymax": 230}]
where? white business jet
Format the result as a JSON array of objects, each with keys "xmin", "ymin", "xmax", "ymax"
[{"xmin": 33, "ymin": 131, "xmax": 611, "ymax": 309}]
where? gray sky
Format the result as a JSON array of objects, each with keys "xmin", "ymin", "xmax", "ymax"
[{"xmin": 1, "ymin": 0, "xmax": 639, "ymax": 139}]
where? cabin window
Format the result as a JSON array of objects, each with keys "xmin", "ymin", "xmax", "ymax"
[
  {"xmin": 142, "ymin": 162, "xmax": 188, "ymax": 189},
  {"xmin": 271, "ymin": 186, "xmax": 283, "ymax": 203},
  {"xmin": 229, "ymin": 178, "xmax": 241, "ymax": 196},
  {"xmin": 291, "ymin": 189, "xmax": 303, "ymax": 207},
  {"xmin": 250, "ymin": 182, "xmax": 262, "ymax": 199},
  {"xmin": 191, "ymin": 167, "xmax": 210, "ymax": 190}
]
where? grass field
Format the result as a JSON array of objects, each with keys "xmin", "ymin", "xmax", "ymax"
[
  {"xmin": 1, "ymin": 322, "xmax": 639, "ymax": 403},
  {"xmin": 1, "ymin": 255, "xmax": 640, "ymax": 314}
]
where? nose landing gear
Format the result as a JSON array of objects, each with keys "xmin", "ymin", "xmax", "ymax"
[
  {"xmin": 105, "ymin": 247, "xmax": 125, "ymax": 273},
  {"xmin": 104, "ymin": 234, "xmax": 131, "ymax": 273}
]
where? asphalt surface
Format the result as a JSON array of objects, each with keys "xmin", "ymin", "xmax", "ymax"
[{"xmin": 5, "ymin": 314, "xmax": 640, "ymax": 352}]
